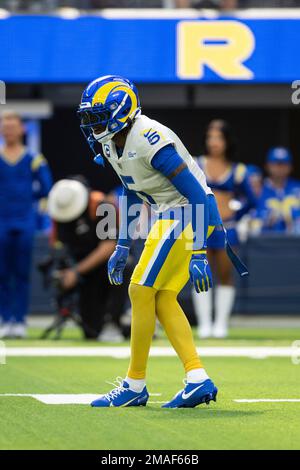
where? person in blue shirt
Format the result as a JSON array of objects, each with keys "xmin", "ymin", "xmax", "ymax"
[
  {"xmin": 252, "ymin": 147, "xmax": 300, "ymax": 234},
  {"xmin": 0, "ymin": 111, "xmax": 53, "ymax": 338},
  {"xmin": 194, "ymin": 120, "xmax": 256, "ymax": 338}
]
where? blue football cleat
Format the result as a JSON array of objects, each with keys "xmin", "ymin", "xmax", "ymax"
[
  {"xmin": 162, "ymin": 379, "xmax": 218, "ymax": 408},
  {"xmin": 91, "ymin": 377, "xmax": 149, "ymax": 408}
]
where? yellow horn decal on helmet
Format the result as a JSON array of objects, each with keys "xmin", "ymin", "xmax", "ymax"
[
  {"xmin": 92, "ymin": 80, "xmax": 125, "ymax": 106},
  {"xmin": 92, "ymin": 82, "xmax": 138, "ymax": 124}
]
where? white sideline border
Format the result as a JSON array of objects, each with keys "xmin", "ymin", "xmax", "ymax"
[{"xmin": 4, "ymin": 346, "xmax": 297, "ymax": 358}]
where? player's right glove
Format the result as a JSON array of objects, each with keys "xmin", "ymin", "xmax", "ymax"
[
  {"xmin": 108, "ymin": 245, "xmax": 129, "ymax": 286},
  {"xmin": 189, "ymin": 251, "xmax": 213, "ymax": 293}
]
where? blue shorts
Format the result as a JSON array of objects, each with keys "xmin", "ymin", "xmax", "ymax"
[{"xmin": 207, "ymin": 225, "xmax": 239, "ymax": 250}]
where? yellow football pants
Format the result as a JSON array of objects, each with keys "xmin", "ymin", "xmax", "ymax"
[
  {"xmin": 127, "ymin": 219, "xmax": 215, "ymax": 380},
  {"xmin": 127, "ymin": 285, "xmax": 203, "ymax": 379}
]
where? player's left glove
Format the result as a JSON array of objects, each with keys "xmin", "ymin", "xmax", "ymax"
[
  {"xmin": 189, "ymin": 252, "xmax": 213, "ymax": 293},
  {"xmin": 108, "ymin": 245, "xmax": 129, "ymax": 285}
]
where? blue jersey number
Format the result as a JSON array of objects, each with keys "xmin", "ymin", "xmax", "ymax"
[
  {"xmin": 120, "ymin": 173, "xmax": 156, "ymax": 205},
  {"xmin": 144, "ymin": 129, "xmax": 160, "ymax": 146}
]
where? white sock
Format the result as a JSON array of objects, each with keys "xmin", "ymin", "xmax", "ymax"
[
  {"xmin": 186, "ymin": 368, "xmax": 209, "ymax": 383},
  {"xmin": 192, "ymin": 288, "xmax": 213, "ymax": 335},
  {"xmin": 214, "ymin": 285, "xmax": 235, "ymax": 333},
  {"xmin": 125, "ymin": 376, "xmax": 145, "ymax": 392}
]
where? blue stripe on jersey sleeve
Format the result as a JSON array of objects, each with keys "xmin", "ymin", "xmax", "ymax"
[{"xmin": 151, "ymin": 144, "xmax": 182, "ymax": 175}]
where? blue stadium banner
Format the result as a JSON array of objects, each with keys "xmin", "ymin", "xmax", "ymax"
[{"xmin": 1, "ymin": 13, "xmax": 300, "ymax": 83}]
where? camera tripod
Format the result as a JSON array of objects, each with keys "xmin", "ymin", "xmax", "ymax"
[{"xmin": 40, "ymin": 289, "xmax": 98, "ymax": 340}]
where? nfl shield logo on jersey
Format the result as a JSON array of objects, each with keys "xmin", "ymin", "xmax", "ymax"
[{"xmin": 128, "ymin": 151, "xmax": 136, "ymax": 158}]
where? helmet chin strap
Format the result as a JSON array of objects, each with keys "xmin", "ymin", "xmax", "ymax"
[
  {"xmin": 93, "ymin": 119, "xmax": 131, "ymax": 145},
  {"xmin": 93, "ymin": 126, "xmax": 114, "ymax": 144}
]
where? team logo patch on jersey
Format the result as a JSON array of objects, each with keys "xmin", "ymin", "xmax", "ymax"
[{"xmin": 103, "ymin": 144, "xmax": 110, "ymax": 157}]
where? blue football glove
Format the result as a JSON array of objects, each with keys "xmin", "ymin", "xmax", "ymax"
[
  {"xmin": 108, "ymin": 245, "xmax": 129, "ymax": 286},
  {"xmin": 189, "ymin": 252, "xmax": 213, "ymax": 293}
]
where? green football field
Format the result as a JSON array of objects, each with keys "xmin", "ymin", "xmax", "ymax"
[{"xmin": 1, "ymin": 327, "xmax": 300, "ymax": 450}]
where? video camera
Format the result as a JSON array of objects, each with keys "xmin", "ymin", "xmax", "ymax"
[{"xmin": 37, "ymin": 248, "xmax": 75, "ymax": 293}]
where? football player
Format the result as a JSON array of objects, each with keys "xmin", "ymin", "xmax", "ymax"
[{"xmin": 78, "ymin": 76, "xmax": 245, "ymax": 408}]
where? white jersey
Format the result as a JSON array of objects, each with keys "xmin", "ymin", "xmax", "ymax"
[{"xmin": 102, "ymin": 114, "xmax": 212, "ymax": 213}]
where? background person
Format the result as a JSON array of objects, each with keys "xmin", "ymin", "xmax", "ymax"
[
  {"xmin": 48, "ymin": 177, "xmax": 128, "ymax": 340},
  {"xmin": 252, "ymin": 147, "xmax": 300, "ymax": 234},
  {"xmin": 193, "ymin": 120, "xmax": 256, "ymax": 338},
  {"xmin": 0, "ymin": 110, "xmax": 52, "ymax": 339},
  {"xmin": 235, "ymin": 164, "xmax": 263, "ymax": 241},
  {"xmin": 246, "ymin": 164, "xmax": 263, "ymax": 199}
]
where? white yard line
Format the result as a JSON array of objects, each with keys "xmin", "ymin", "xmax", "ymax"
[
  {"xmin": 1, "ymin": 394, "xmax": 300, "ymax": 405},
  {"xmin": 0, "ymin": 394, "xmax": 165, "ymax": 405},
  {"xmin": 0, "ymin": 394, "xmax": 98, "ymax": 404},
  {"xmin": 4, "ymin": 346, "xmax": 297, "ymax": 358},
  {"xmin": 234, "ymin": 399, "xmax": 300, "ymax": 403}
]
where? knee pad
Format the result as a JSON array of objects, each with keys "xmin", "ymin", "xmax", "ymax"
[{"xmin": 155, "ymin": 289, "xmax": 177, "ymax": 313}]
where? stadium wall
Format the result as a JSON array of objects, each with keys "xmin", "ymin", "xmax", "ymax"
[{"xmin": 1, "ymin": 10, "xmax": 300, "ymax": 83}]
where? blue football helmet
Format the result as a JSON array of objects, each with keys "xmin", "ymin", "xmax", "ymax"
[{"xmin": 78, "ymin": 75, "xmax": 141, "ymax": 165}]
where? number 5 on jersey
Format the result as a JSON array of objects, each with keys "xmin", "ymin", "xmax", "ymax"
[{"xmin": 144, "ymin": 129, "xmax": 161, "ymax": 145}]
